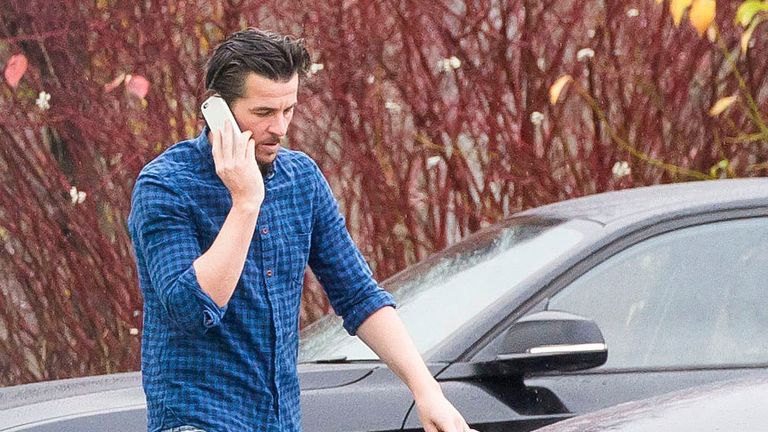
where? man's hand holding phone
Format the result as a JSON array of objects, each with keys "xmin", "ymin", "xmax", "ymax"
[{"xmin": 210, "ymin": 120, "xmax": 265, "ymax": 211}]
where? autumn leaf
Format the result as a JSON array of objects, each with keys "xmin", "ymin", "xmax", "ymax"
[
  {"xmin": 3, "ymin": 54, "xmax": 28, "ymax": 89},
  {"xmin": 549, "ymin": 75, "xmax": 573, "ymax": 105},
  {"xmin": 740, "ymin": 16, "xmax": 764, "ymax": 55},
  {"xmin": 708, "ymin": 95, "xmax": 738, "ymax": 116},
  {"xmin": 689, "ymin": 0, "xmax": 716, "ymax": 37},
  {"xmin": 735, "ymin": 0, "xmax": 768, "ymax": 27},
  {"xmin": 125, "ymin": 74, "xmax": 150, "ymax": 99},
  {"xmin": 670, "ymin": 0, "xmax": 694, "ymax": 26},
  {"xmin": 104, "ymin": 72, "xmax": 126, "ymax": 92}
]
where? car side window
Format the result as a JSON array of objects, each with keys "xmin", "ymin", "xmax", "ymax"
[{"xmin": 548, "ymin": 217, "xmax": 768, "ymax": 369}]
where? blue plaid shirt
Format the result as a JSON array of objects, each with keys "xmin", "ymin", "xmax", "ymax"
[{"xmin": 128, "ymin": 129, "xmax": 395, "ymax": 432}]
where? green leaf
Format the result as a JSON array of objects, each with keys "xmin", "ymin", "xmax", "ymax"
[
  {"xmin": 735, "ymin": 0, "xmax": 768, "ymax": 27},
  {"xmin": 709, "ymin": 159, "xmax": 730, "ymax": 177}
]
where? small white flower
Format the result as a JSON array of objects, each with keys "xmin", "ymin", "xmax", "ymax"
[
  {"xmin": 577, "ymin": 48, "xmax": 595, "ymax": 62},
  {"xmin": 587, "ymin": 29, "xmax": 596, "ymax": 39},
  {"xmin": 384, "ymin": 101, "xmax": 402, "ymax": 112},
  {"xmin": 530, "ymin": 111, "xmax": 544, "ymax": 127},
  {"xmin": 366, "ymin": 75, "xmax": 375, "ymax": 84},
  {"xmin": 537, "ymin": 57, "xmax": 546, "ymax": 71},
  {"xmin": 69, "ymin": 186, "xmax": 86, "ymax": 204},
  {"xmin": 129, "ymin": 328, "xmax": 139, "ymax": 336},
  {"xmin": 612, "ymin": 161, "xmax": 631, "ymax": 178},
  {"xmin": 133, "ymin": 310, "xmax": 140, "ymax": 317},
  {"xmin": 426, "ymin": 155, "xmax": 441, "ymax": 169},
  {"xmin": 438, "ymin": 56, "xmax": 462, "ymax": 72},
  {"xmin": 626, "ymin": 8, "xmax": 639, "ymax": 18},
  {"xmin": 36, "ymin": 91, "xmax": 51, "ymax": 110},
  {"xmin": 309, "ymin": 63, "xmax": 324, "ymax": 74}
]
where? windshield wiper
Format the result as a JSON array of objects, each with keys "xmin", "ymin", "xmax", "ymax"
[
  {"xmin": 300, "ymin": 356, "xmax": 384, "ymax": 364},
  {"xmin": 313, "ymin": 355, "xmax": 349, "ymax": 364},
  {"xmin": 300, "ymin": 355, "xmax": 349, "ymax": 364}
]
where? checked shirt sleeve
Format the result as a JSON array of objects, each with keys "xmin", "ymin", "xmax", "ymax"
[
  {"xmin": 128, "ymin": 173, "xmax": 226, "ymax": 335},
  {"xmin": 307, "ymin": 162, "xmax": 396, "ymax": 336}
]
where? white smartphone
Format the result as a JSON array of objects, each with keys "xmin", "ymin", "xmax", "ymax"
[{"xmin": 201, "ymin": 95, "xmax": 242, "ymax": 135}]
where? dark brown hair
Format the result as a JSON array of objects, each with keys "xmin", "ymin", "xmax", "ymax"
[{"xmin": 204, "ymin": 28, "xmax": 310, "ymax": 105}]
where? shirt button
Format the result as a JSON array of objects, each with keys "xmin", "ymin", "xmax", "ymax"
[
  {"xmin": 261, "ymin": 227, "xmax": 269, "ymax": 235},
  {"xmin": 266, "ymin": 269, "xmax": 273, "ymax": 277}
]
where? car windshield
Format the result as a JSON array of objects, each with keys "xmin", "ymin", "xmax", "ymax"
[{"xmin": 298, "ymin": 218, "xmax": 585, "ymax": 362}]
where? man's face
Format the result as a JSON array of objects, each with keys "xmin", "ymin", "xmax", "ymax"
[{"xmin": 230, "ymin": 72, "xmax": 299, "ymax": 169}]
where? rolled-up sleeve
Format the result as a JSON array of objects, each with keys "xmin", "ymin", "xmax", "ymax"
[
  {"xmin": 128, "ymin": 173, "xmax": 226, "ymax": 335},
  {"xmin": 306, "ymin": 162, "xmax": 395, "ymax": 335}
]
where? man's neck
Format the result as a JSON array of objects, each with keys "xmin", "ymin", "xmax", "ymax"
[{"xmin": 258, "ymin": 161, "xmax": 274, "ymax": 177}]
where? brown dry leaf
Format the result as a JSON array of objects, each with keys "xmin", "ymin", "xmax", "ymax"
[
  {"xmin": 690, "ymin": 0, "xmax": 716, "ymax": 37},
  {"xmin": 708, "ymin": 95, "xmax": 738, "ymax": 117},
  {"xmin": 670, "ymin": 0, "xmax": 694, "ymax": 26},
  {"xmin": 549, "ymin": 75, "xmax": 573, "ymax": 105}
]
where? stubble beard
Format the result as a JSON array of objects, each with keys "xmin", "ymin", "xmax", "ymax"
[{"xmin": 257, "ymin": 160, "xmax": 274, "ymax": 176}]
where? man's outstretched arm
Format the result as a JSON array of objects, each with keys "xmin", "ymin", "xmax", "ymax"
[{"xmin": 356, "ymin": 306, "xmax": 476, "ymax": 432}]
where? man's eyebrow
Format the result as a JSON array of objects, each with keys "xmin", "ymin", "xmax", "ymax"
[{"xmin": 249, "ymin": 103, "xmax": 297, "ymax": 113}]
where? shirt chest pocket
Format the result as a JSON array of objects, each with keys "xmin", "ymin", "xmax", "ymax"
[{"xmin": 280, "ymin": 224, "xmax": 312, "ymax": 283}]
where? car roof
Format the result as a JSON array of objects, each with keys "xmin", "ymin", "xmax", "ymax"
[{"xmin": 517, "ymin": 178, "xmax": 768, "ymax": 224}]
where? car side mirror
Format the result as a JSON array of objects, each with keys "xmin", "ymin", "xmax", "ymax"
[
  {"xmin": 437, "ymin": 311, "xmax": 607, "ymax": 382},
  {"xmin": 493, "ymin": 310, "xmax": 607, "ymax": 373}
]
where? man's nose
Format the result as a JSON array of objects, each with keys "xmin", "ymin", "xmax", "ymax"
[{"xmin": 267, "ymin": 114, "xmax": 288, "ymax": 137}]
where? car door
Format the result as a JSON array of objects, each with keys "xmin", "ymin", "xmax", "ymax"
[
  {"xmin": 524, "ymin": 215, "xmax": 768, "ymax": 416},
  {"xmin": 410, "ymin": 214, "xmax": 768, "ymax": 432}
]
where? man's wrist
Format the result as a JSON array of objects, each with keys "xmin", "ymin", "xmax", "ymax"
[
  {"xmin": 231, "ymin": 199, "xmax": 262, "ymax": 215},
  {"xmin": 410, "ymin": 377, "xmax": 443, "ymax": 400}
]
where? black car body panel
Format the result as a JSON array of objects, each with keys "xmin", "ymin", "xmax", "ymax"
[{"xmin": 533, "ymin": 375, "xmax": 768, "ymax": 432}]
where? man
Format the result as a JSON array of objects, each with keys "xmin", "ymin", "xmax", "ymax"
[{"xmin": 128, "ymin": 28, "xmax": 474, "ymax": 432}]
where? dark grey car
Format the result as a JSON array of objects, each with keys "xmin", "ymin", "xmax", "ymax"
[
  {"xmin": 2, "ymin": 179, "xmax": 768, "ymax": 431},
  {"xmin": 532, "ymin": 375, "xmax": 768, "ymax": 432}
]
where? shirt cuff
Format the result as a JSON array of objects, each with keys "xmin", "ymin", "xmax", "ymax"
[
  {"xmin": 166, "ymin": 265, "xmax": 228, "ymax": 334},
  {"xmin": 342, "ymin": 290, "xmax": 396, "ymax": 336}
]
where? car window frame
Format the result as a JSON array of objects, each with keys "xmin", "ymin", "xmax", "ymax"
[{"xmin": 464, "ymin": 207, "xmax": 768, "ymax": 370}]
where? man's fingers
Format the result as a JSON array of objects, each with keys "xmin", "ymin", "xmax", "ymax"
[
  {"xmin": 239, "ymin": 130, "xmax": 253, "ymax": 159},
  {"xmin": 246, "ymin": 138, "xmax": 255, "ymax": 162}
]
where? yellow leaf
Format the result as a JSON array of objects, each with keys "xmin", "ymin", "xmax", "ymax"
[
  {"xmin": 708, "ymin": 95, "xmax": 738, "ymax": 116},
  {"xmin": 707, "ymin": 25, "xmax": 718, "ymax": 42},
  {"xmin": 689, "ymin": 0, "xmax": 716, "ymax": 37},
  {"xmin": 670, "ymin": 0, "xmax": 694, "ymax": 26},
  {"xmin": 655, "ymin": 0, "xmax": 663, "ymax": 4},
  {"xmin": 549, "ymin": 75, "xmax": 573, "ymax": 105},
  {"xmin": 741, "ymin": 16, "xmax": 763, "ymax": 55}
]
